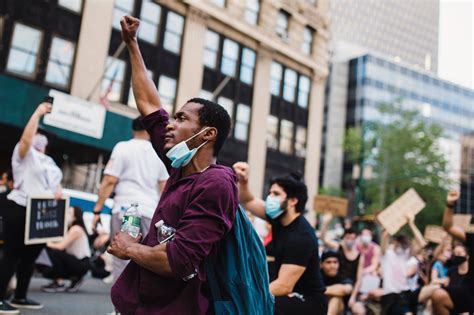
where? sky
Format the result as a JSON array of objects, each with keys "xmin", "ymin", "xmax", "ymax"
[{"xmin": 438, "ymin": 0, "xmax": 474, "ymax": 88}]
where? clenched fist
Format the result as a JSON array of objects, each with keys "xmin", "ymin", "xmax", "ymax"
[
  {"xmin": 34, "ymin": 103, "xmax": 52, "ymax": 116},
  {"xmin": 120, "ymin": 15, "xmax": 140, "ymax": 45},
  {"xmin": 233, "ymin": 162, "xmax": 249, "ymax": 185},
  {"xmin": 446, "ymin": 191, "xmax": 460, "ymax": 207}
]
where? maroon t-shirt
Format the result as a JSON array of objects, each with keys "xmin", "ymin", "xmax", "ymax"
[{"xmin": 111, "ymin": 109, "xmax": 238, "ymax": 315}]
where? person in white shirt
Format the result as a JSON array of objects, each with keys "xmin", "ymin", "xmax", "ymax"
[
  {"xmin": 92, "ymin": 117, "xmax": 168, "ymax": 282},
  {"xmin": 0, "ymin": 102, "xmax": 62, "ymax": 313},
  {"xmin": 39, "ymin": 206, "xmax": 91, "ymax": 293}
]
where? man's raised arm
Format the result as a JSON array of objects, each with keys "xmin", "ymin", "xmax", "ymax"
[{"xmin": 121, "ymin": 16, "xmax": 161, "ymax": 116}]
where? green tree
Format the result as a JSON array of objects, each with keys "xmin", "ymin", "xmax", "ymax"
[{"xmin": 344, "ymin": 102, "xmax": 451, "ymax": 231}]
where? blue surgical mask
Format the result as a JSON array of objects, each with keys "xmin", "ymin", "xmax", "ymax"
[
  {"xmin": 265, "ymin": 195, "xmax": 284, "ymax": 219},
  {"xmin": 166, "ymin": 128, "xmax": 209, "ymax": 168}
]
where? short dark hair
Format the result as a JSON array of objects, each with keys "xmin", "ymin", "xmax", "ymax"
[
  {"xmin": 270, "ymin": 172, "xmax": 308, "ymax": 213},
  {"xmin": 187, "ymin": 98, "xmax": 231, "ymax": 157},
  {"xmin": 321, "ymin": 250, "xmax": 341, "ymax": 262},
  {"xmin": 132, "ymin": 117, "xmax": 145, "ymax": 131},
  {"xmin": 343, "ymin": 228, "xmax": 357, "ymax": 237}
]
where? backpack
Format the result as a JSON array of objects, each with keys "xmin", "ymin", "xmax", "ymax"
[{"xmin": 205, "ymin": 205, "xmax": 274, "ymax": 315}]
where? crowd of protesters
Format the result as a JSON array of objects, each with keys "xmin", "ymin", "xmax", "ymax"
[{"xmin": 0, "ymin": 14, "xmax": 472, "ymax": 315}]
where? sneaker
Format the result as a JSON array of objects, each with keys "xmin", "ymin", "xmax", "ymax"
[
  {"xmin": 102, "ymin": 274, "xmax": 115, "ymax": 284},
  {"xmin": 9, "ymin": 298, "xmax": 43, "ymax": 310},
  {"xmin": 67, "ymin": 278, "xmax": 84, "ymax": 293},
  {"xmin": 41, "ymin": 281, "xmax": 66, "ymax": 293},
  {"xmin": 0, "ymin": 301, "xmax": 19, "ymax": 314}
]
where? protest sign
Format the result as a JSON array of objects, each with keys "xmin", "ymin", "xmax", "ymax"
[{"xmin": 314, "ymin": 195, "xmax": 348, "ymax": 217}]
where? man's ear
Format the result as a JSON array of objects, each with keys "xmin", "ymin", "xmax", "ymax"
[
  {"xmin": 287, "ymin": 197, "xmax": 299, "ymax": 209},
  {"xmin": 203, "ymin": 127, "xmax": 218, "ymax": 142}
]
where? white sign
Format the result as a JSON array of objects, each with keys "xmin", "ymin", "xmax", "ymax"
[{"xmin": 43, "ymin": 90, "xmax": 106, "ymax": 139}]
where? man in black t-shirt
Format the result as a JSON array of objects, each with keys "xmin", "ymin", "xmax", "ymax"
[
  {"xmin": 432, "ymin": 191, "xmax": 474, "ymax": 315},
  {"xmin": 234, "ymin": 162, "xmax": 327, "ymax": 315},
  {"xmin": 320, "ymin": 251, "xmax": 353, "ymax": 315}
]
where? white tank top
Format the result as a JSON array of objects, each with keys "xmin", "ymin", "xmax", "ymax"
[{"xmin": 66, "ymin": 228, "xmax": 91, "ymax": 260}]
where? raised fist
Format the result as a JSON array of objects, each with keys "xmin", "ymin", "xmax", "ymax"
[
  {"xmin": 233, "ymin": 162, "xmax": 249, "ymax": 185},
  {"xmin": 120, "ymin": 15, "xmax": 140, "ymax": 45},
  {"xmin": 446, "ymin": 191, "xmax": 460, "ymax": 206},
  {"xmin": 35, "ymin": 103, "xmax": 52, "ymax": 116}
]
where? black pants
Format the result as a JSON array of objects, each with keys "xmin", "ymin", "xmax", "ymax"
[
  {"xmin": 275, "ymin": 293, "xmax": 327, "ymax": 315},
  {"xmin": 40, "ymin": 248, "xmax": 89, "ymax": 280},
  {"xmin": 0, "ymin": 197, "xmax": 43, "ymax": 300},
  {"xmin": 381, "ymin": 291, "xmax": 411, "ymax": 315}
]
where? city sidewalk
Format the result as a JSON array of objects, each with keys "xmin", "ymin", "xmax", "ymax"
[{"xmin": 19, "ymin": 277, "xmax": 114, "ymax": 315}]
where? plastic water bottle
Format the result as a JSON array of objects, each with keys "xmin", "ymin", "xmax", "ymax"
[{"xmin": 121, "ymin": 203, "xmax": 141, "ymax": 238}]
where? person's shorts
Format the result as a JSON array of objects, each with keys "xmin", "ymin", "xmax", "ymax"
[{"xmin": 444, "ymin": 285, "xmax": 474, "ymax": 314}]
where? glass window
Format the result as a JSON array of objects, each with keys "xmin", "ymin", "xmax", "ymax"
[
  {"xmin": 235, "ymin": 104, "xmax": 251, "ymax": 141},
  {"xmin": 210, "ymin": 0, "xmax": 226, "ymax": 7},
  {"xmin": 302, "ymin": 27, "xmax": 313, "ymax": 55},
  {"xmin": 240, "ymin": 48, "xmax": 255, "ymax": 85},
  {"xmin": 101, "ymin": 57, "xmax": 126, "ymax": 102},
  {"xmin": 128, "ymin": 69, "xmax": 154, "ymax": 108},
  {"xmin": 295, "ymin": 126, "xmax": 307, "ymax": 158},
  {"xmin": 6, "ymin": 23, "xmax": 43, "ymax": 78},
  {"xmin": 283, "ymin": 68, "xmax": 297, "ymax": 102},
  {"xmin": 279, "ymin": 119, "xmax": 294, "ymax": 154},
  {"xmin": 45, "ymin": 37, "xmax": 76, "ymax": 88},
  {"xmin": 112, "ymin": 0, "xmax": 135, "ymax": 30},
  {"xmin": 221, "ymin": 38, "xmax": 239, "ymax": 77},
  {"xmin": 138, "ymin": 0, "xmax": 161, "ymax": 44},
  {"xmin": 297, "ymin": 75, "xmax": 311, "ymax": 108},
  {"xmin": 275, "ymin": 10, "xmax": 289, "ymax": 38},
  {"xmin": 158, "ymin": 75, "xmax": 177, "ymax": 114},
  {"xmin": 217, "ymin": 96, "xmax": 234, "ymax": 119},
  {"xmin": 270, "ymin": 62, "xmax": 283, "ymax": 96},
  {"xmin": 163, "ymin": 11, "xmax": 184, "ymax": 54},
  {"xmin": 58, "ymin": 0, "xmax": 83, "ymax": 13},
  {"xmin": 203, "ymin": 30, "xmax": 220, "ymax": 69},
  {"xmin": 244, "ymin": 0, "xmax": 259, "ymax": 25},
  {"xmin": 266, "ymin": 115, "xmax": 279, "ymax": 149}
]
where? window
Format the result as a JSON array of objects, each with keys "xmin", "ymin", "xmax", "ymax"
[
  {"xmin": 58, "ymin": 0, "xmax": 83, "ymax": 13},
  {"xmin": 302, "ymin": 26, "xmax": 313, "ymax": 55},
  {"xmin": 112, "ymin": 0, "xmax": 135, "ymax": 30},
  {"xmin": 275, "ymin": 10, "xmax": 289, "ymax": 39},
  {"xmin": 266, "ymin": 116, "xmax": 279, "ymax": 149},
  {"xmin": 210, "ymin": 0, "xmax": 226, "ymax": 7},
  {"xmin": 6, "ymin": 23, "xmax": 43, "ymax": 78},
  {"xmin": 297, "ymin": 75, "xmax": 311, "ymax": 108},
  {"xmin": 101, "ymin": 57, "xmax": 126, "ymax": 102},
  {"xmin": 163, "ymin": 11, "xmax": 184, "ymax": 54},
  {"xmin": 235, "ymin": 104, "xmax": 251, "ymax": 141},
  {"xmin": 295, "ymin": 126, "xmax": 307, "ymax": 157},
  {"xmin": 138, "ymin": 0, "xmax": 161, "ymax": 44},
  {"xmin": 279, "ymin": 119, "xmax": 294, "ymax": 154},
  {"xmin": 283, "ymin": 68, "xmax": 297, "ymax": 102},
  {"xmin": 244, "ymin": 0, "xmax": 259, "ymax": 25},
  {"xmin": 217, "ymin": 96, "xmax": 234, "ymax": 119},
  {"xmin": 128, "ymin": 70, "xmax": 154, "ymax": 108},
  {"xmin": 221, "ymin": 39, "xmax": 239, "ymax": 77},
  {"xmin": 158, "ymin": 75, "xmax": 177, "ymax": 114},
  {"xmin": 45, "ymin": 37, "xmax": 76, "ymax": 88},
  {"xmin": 270, "ymin": 62, "xmax": 283, "ymax": 96},
  {"xmin": 203, "ymin": 30, "xmax": 220, "ymax": 69},
  {"xmin": 240, "ymin": 48, "xmax": 255, "ymax": 85}
]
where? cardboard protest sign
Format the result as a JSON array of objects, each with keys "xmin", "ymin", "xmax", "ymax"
[
  {"xmin": 314, "ymin": 195, "xmax": 349, "ymax": 217},
  {"xmin": 25, "ymin": 197, "xmax": 69, "ymax": 245},
  {"xmin": 424, "ymin": 225, "xmax": 452, "ymax": 244},
  {"xmin": 377, "ymin": 188, "xmax": 425, "ymax": 235},
  {"xmin": 453, "ymin": 214, "xmax": 474, "ymax": 233}
]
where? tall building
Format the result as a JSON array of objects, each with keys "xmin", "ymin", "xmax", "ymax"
[
  {"xmin": 320, "ymin": 53, "xmax": 474, "ymax": 212},
  {"xmin": 0, "ymin": 0, "xmax": 330, "ymax": 217},
  {"xmin": 329, "ymin": 0, "xmax": 439, "ymax": 72},
  {"xmin": 460, "ymin": 133, "xmax": 474, "ymax": 214}
]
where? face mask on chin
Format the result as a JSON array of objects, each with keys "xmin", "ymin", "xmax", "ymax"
[{"xmin": 166, "ymin": 127, "xmax": 209, "ymax": 168}]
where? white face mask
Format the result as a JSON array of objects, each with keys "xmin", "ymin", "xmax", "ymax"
[{"xmin": 361, "ymin": 235, "xmax": 372, "ymax": 245}]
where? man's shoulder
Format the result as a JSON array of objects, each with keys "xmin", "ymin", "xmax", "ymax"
[{"xmin": 201, "ymin": 165, "xmax": 237, "ymax": 184}]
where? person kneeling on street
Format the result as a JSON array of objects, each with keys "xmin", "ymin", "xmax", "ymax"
[{"xmin": 38, "ymin": 206, "xmax": 91, "ymax": 293}]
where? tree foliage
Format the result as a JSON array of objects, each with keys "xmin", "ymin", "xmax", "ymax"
[{"xmin": 344, "ymin": 102, "xmax": 451, "ymax": 231}]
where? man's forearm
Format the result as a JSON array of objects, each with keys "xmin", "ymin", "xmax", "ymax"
[
  {"xmin": 325, "ymin": 284, "xmax": 352, "ymax": 297},
  {"xmin": 442, "ymin": 206, "xmax": 454, "ymax": 230},
  {"xmin": 238, "ymin": 183, "xmax": 255, "ymax": 205},
  {"xmin": 19, "ymin": 111, "xmax": 41, "ymax": 156},
  {"xmin": 127, "ymin": 40, "xmax": 161, "ymax": 116},
  {"xmin": 93, "ymin": 180, "xmax": 115, "ymax": 212},
  {"xmin": 269, "ymin": 279, "xmax": 292, "ymax": 296},
  {"xmin": 126, "ymin": 243, "xmax": 173, "ymax": 277}
]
